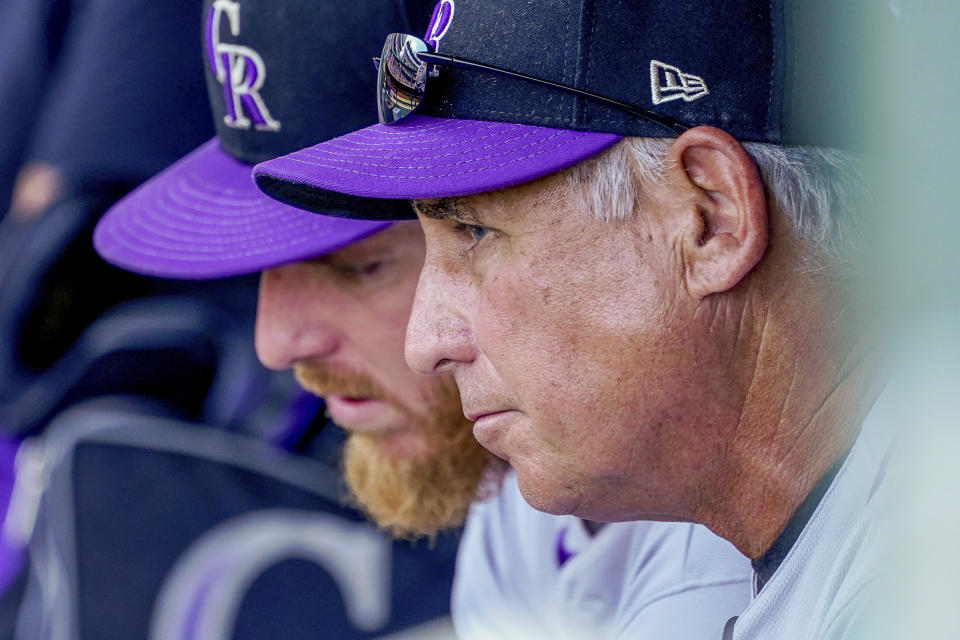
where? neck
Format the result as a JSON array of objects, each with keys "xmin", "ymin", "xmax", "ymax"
[{"xmin": 696, "ymin": 274, "xmax": 882, "ymax": 560}]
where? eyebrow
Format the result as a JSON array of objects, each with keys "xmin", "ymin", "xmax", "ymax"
[{"xmin": 413, "ymin": 197, "xmax": 475, "ymax": 222}]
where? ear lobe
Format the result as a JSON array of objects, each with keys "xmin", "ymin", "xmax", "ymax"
[{"xmin": 668, "ymin": 126, "xmax": 769, "ymax": 299}]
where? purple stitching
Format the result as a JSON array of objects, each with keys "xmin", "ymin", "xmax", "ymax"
[
  {"xmin": 108, "ymin": 186, "xmax": 340, "ymax": 257},
  {"xmin": 424, "ymin": 0, "xmax": 455, "ymax": 50},
  {"xmin": 274, "ymin": 134, "xmax": 597, "ymax": 180},
  {"xmin": 297, "ymin": 129, "xmax": 547, "ymax": 160},
  {"xmin": 286, "ymin": 130, "xmax": 570, "ymax": 170},
  {"xmin": 315, "ymin": 122, "xmax": 523, "ymax": 151}
]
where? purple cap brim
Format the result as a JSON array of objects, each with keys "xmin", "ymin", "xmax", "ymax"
[
  {"xmin": 252, "ymin": 115, "xmax": 622, "ymax": 208},
  {"xmin": 94, "ymin": 138, "xmax": 391, "ymax": 279}
]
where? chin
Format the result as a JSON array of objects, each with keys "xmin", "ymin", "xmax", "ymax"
[
  {"xmin": 374, "ymin": 430, "xmax": 433, "ymax": 459},
  {"xmin": 513, "ymin": 467, "xmax": 582, "ymax": 516}
]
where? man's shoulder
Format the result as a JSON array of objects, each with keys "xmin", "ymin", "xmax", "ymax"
[
  {"xmin": 733, "ymin": 391, "xmax": 897, "ymax": 639},
  {"xmin": 454, "ymin": 473, "xmax": 751, "ymax": 640},
  {"xmin": 463, "ymin": 470, "xmax": 749, "ymax": 563},
  {"xmin": 460, "ymin": 470, "xmax": 751, "ymax": 598}
]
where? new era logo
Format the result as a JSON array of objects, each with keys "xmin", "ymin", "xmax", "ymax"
[{"xmin": 650, "ymin": 60, "xmax": 709, "ymax": 105}]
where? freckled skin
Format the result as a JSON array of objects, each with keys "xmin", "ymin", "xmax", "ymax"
[
  {"xmin": 409, "ymin": 173, "xmax": 743, "ymax": 522},
  {"xmin": 405, "ymin": 129, "xmax": 876, "ymax": 557}
]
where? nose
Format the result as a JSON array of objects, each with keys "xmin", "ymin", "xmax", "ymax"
[
  {"xmin": 404, "ymin": 255, "xmax": 476, "ymax": 376},
  {"xmin": 255, "ymin": 264, "xmax": 339, "ymax": 370}
]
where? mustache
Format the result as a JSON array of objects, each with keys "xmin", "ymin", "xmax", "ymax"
[{"xmin": 293, "ymin": 362, "xmax": 387, "ymax": 401}]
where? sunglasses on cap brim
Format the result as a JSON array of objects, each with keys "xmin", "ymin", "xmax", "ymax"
[{"xmin": 374, "ymin": 32, "xmax": 691, "ymax": 135}]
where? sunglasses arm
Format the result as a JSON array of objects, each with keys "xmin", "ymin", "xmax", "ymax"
[{"xmin": 416, "ymin": 52, "xmax": 689, "ymax": 136}]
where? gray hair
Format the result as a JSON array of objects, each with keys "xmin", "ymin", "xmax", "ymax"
[{"xmin": 561, "ymin": 137, "xmax": 867, "ymax": 267}]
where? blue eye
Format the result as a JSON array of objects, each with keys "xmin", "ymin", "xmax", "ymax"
[
  {"xmin": 467, "ymin": 225, "xmax": 489, "ymax": 242},
  {"xmin": 452, "ymin": 222, "xmax": 491, "ymax": 246}
]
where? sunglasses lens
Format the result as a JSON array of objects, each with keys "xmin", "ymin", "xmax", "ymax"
[{"xmin": 377, "ymin": 34, "xmax": 430, "ymax": 125}]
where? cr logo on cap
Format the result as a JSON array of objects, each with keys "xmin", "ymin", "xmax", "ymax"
[
  {"xmin": 205, "ymin": 0, "xmax": 281, "ymax": 131},
  {"xmin": 425, "ymin": 0, "xmax": 455, "ymax": 50}
]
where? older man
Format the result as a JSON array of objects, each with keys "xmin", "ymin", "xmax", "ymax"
[
  {"xmin": 252, "ymin": 0, "xmax": 890, "ymax": 637},
  {"xmin": 95, "ymin": 0, "xmax": 752, "ymax": 637}
]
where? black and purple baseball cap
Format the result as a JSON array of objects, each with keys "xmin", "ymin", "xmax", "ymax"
[
  {"xmin": 252, "ymin": 0, "xmax": 881, "ymax": 220},
  {"xmin": 94, "ymin": 0, "xmax": 434, "ymax": 279}
]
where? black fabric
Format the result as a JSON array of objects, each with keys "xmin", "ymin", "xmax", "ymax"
[
  {"xmin": 256, "ymin": 177, "xmax": 414, "ymax": 220},
  {"xmin": 0, "ymin": 190, "xmax": 148, "ymax": 374},
  {"xmin": 26, "ymin": 0, "xmax": 213, "ymax": 188},
  {"xmin": 35, "ymin": 415, "xmax": 458, "ymax": 639},
  {"xmin": 205, "ymin": 0, "xmax": 437, "ymax": 164},
  {"xmin": 0, "ymin": 292, "xmax": 270, "ymax": 436},
  {"xmin": 752, "ymin": 450, "xmax": 851, "ymax": 592},
  {"xmin": 0, "ymin": 564, "xmax": 28, "ymax": 640},
  {"xmin": 417, "ymin": 0, "xmax": 782, "ymax": 142},
  {"xmin": 0, "ymin": 0, "xmax": 71, "ymax": 212},
  {"xmin": 0, "ymin": 191, "xmax": 154, "ymax": 399},
  {"xmin": 400, "ymin": 0, "xmax": 894, "ymax": 149},
  {"xmin": 0, "ymin": 187, "xmax": 262, "ymax": 413},
  {"xmin": 722, "ymin": 615, "xmax": 738, "ymax": 640}
]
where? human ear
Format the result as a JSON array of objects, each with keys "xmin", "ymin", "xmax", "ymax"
[{"xmin": 666, "ymin": 126, "xmax": 769, "ymax": 298}]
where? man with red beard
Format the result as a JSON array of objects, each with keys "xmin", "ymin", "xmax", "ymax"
[
  {"xmin": 255, "ymin": 221, "xmax": 495, "ymax": 538},
  {"xmin": 96, "ymin": 0, "xmax": 752, "ymax": 638},
  {"xmin": 92, "ymin": 0, "xmax": 491, "ymax": 540}
]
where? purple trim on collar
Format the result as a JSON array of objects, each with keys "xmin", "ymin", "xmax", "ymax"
[{"xmin": 555, "ymin": 527, "xmax": 576, "ymax": 568}]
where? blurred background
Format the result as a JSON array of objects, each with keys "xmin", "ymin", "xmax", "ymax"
[
  {"xmin": 860, "ymin": 1, "xmax": 960, "ymax": 638},
  {"xmin": 0, "ymin": 0, "xmax": 459, "ymax": 638},
  {"xmin": 0, "ymin": 0, "xmax": 957, "ymax": 638}
]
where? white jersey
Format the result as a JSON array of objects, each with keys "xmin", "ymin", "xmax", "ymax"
[
  {"xmin": 453, "ymin": 472, "xmax": 752, "ymax": 640},
  {"xmin": 730, "ymin": 389, "xmax": 896, "ymax": 640}
]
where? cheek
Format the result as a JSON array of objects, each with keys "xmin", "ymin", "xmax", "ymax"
[
  {"xmin": 471, "ymin": 274, "xmax": 605, "ymax": 445},
  {"xmin": 357, "ymin": 314, "xmax": 417, "ymax": 389},
  {"xmin": 476, "ymin": 248, "xmax": 664, "ymax": 386},
  {"xmin": 473, "ymin": 256, "xmax": 684, "ymax": 470},
  {"xmin": 336, "ymin": 301, "xmax": 421, "ymax": 404},
  {"xmin": 348, "ymin": 273, "xmax": 420, "ymax": 356}
]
